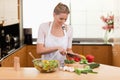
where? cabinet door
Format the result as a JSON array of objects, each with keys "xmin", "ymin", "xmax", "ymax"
[
  {"xmin": 72, "ymin": 45, "xmax": 83, "ymax": 55},
  {"xmin": 14, "ymin": 46, "xmax": 27, "ymax": 67},
  {"xmin": 113, "ymin": 44, "xmax": 120, "ymax": 67},
  {"xmin": 26, "ymin": 45, "xmax": 41, "ymax": 67},
  {"xmin": 1, "ymin": 46, "xmax": 27, "ymax": 67},
  {"xmin": 1, "ymin": 54, "xmax": 14, "ymax": 67},
  {"xmin": 3, "ymin": 0, "xmax": 19, "ymax": 26},
  {"xmin": 0, "ymin": 0, "xmax": 4, "ymax": 24},
  {"xmin": 83, "ymin": 46, "xmax": 112, "ymax": 65}
]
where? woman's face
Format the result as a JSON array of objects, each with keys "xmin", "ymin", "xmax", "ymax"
[{"xmin": 54, "ymin": 13, "xmax": 68, "ymax": 26}]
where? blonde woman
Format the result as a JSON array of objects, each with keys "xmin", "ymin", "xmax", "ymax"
[{"xmin": 37, "ymin": 2, "xmax": 74, "ymax": 66}]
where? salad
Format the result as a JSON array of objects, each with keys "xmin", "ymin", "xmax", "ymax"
[{"xmin": 33, "ymin": 59, "xmax": 59, "ymax": 72}]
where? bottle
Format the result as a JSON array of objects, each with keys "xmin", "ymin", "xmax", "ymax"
[{"xmin": 14, "ymin": 56, "xmax": 20, "ymax": 71}]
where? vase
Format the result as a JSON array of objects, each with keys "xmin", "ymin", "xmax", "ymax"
[{"xmin": 103, "ymin": 30, "xmax": 109, "ymax": 44}]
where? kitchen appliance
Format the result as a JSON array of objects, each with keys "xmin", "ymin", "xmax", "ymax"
[
  {"xmin": 24, "ymin": 28, "xmax": 32, "ymax": 44},
  {"xmin": 13, "ymin": 36, "xmax": 19, "ymax": 49},
  {"xmin": 0, "ymin": 23, "xmax": 20, "ymax": 59}
]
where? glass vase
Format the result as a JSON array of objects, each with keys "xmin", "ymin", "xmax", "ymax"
[{"xmin": 103, "ymin": 30, "xmax": 109, "ymax": 44}]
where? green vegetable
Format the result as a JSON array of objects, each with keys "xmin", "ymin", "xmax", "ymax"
[
  {"xmin": 74, "ymin": 68, "xmax": 81, "ymax": 75},
  {"xmin": 88, "ymin": 62, "xmax": 100, "ymax": 69},
  {"xmin": 64, "ymin": 59, "xmax": 75, "ymax": 64},
  {"xmin": 79, "ymin": 59, "xmax": 88, "ymax": 64},
  {"xmin": 74, "ymin": 66, "xmax": 98, "ymax": 75},
  {"xmin": 82, "ymin": 66, "xmax": 98, "ymax": 74}
]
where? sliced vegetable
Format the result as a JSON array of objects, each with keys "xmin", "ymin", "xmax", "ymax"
[
  {"xmin": 79, "ymin": 54, "xmax": 86, "ymax": 59},
  {"xmin": 74, "ymin": 66, "xmax": 98, "ymax": 75},
  {"xmin": 79, "ymin": 59, "xmax": 88, "ymax": 64},
  {"xmin": 73, "ymin": 56, "xmax": 81, "ymax": 62}
]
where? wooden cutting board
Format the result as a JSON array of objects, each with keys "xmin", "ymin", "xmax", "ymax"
[{"xmin": 65, "ymin": 62, "xmax": 86, "ymax": 68}]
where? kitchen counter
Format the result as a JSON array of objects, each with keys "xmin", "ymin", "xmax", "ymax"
[
  {"xmin": 33, "ymin": 41, "xmax": 113, "ymax": 46},
  {"xmin": 0, "ymin": 64, "xmax": 120, "ymax": 80},
  {"xmin": 33, "ymin": 38, "xmax": 113, "ymax": 46},
  {"xmin": 72, "ymin": 42, "xmax": 112, "ymax": 46}
]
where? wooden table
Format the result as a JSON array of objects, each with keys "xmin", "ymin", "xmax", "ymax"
[{"xmin": 0, "ymin": 64, "xmax": 120, "ymax": 80}]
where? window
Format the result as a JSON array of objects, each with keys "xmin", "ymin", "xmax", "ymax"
[{"xmin": 23, "ymin": 0, "xmax": 115, "ymax": 38}]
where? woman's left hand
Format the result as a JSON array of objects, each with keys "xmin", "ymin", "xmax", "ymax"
[
  {"xmin": 57, "ymin": 47, "xmax": 67, "ymax": 55},
  {"xmin": 60, "ymin": 50, "xmax": 67, "ymax": 55}
]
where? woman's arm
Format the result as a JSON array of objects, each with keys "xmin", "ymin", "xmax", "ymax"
[
  {"xmin": 36, "ymin": 43, "xmax": 58, "ymax": 54},
  {"xmin": 36, "ymin": 23, "xmax": 58, "ymax": 54},
  {"xmin": 37, "ymin": 43, "xmax": 67, "ymax": 55}
]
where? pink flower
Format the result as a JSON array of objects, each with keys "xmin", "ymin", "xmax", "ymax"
[
  {"xmin": 109, "ymin": 15, "xmax": 114, "ymax": 20},
  {"xmin": 100, "ymin": 14, "xmax": 114, "ymax": 32},
  {"xmin": 101, "ymin": 16, "xmax": 107, "ymax": 22}
]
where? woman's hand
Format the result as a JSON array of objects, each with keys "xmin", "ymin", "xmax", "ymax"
[
  {"xmin": 67, "ymin": 52, "xmax": 81, "ymax": 58},
  {"xmin": 60, "ymin": 50, "xmax": 67, "ymax": 55},
  {"xmin": 57, "ymin": 47, "xmax": 67, "ymax": 55}
]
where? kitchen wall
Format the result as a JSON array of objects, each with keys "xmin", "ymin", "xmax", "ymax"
[{"xmin": 22, "ymin": 0, "xmax": 115, "ymax": 39}]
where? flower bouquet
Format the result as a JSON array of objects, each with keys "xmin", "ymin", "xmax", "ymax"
[{"xmin": 100, "ymin": 13, "xmax": 114, "ymax": 44}]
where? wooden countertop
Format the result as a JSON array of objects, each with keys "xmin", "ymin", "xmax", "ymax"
[{"xmin": 0, "ymin": 64, "xmax": 120, "ymax": 80}]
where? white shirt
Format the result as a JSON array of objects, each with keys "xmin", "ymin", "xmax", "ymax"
[{"xmin": 37, "ymin": 22, "xmax": 73, "ymax": 66}]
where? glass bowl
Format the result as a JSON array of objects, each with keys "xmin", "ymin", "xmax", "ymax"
[{"xmin": 33, "ymin": 59, "xmax": 59, "ymax": 73}]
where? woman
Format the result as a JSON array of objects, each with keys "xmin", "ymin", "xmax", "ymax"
[{"xmin": 37, "ymin": 2, "xmax": 74, "ymax": 66}]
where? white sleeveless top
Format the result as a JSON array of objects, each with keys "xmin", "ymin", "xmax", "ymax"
[{"xmin": 41, "ymin": 22, "xmax": 68, "ymax": 66}]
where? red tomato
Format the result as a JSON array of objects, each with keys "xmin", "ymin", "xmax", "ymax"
[
  {"xmin": 73, "ymin": 56, "xmax": 81, "ymax": 62},
  {"xmin": 86, "ymin": 54, "xmax": 94, "ymax": 62},
  {"xmin": 68, "ymin": 57, "xmax": 74, "ymax": 60}
]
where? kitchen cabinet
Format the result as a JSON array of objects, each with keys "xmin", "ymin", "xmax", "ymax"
[
  {"xmin": 1, "ymin": 44, "xmax": 112, "ymax": 67},
  {"xmin": 72, "ymin": 45, "xmax": 83, "ymax": 55},
  {"xmin": 1, "ymin": 53, "xmax": 14, "ymax": 67},
  {"xmin": 83, "ymin": 45, "xmax": 112, "ymax": 65},
  {"xmin": 1, "ymin": 45, "xmax": 40, "ymax": 67},
  {"xmin": 72, "ymin": 45, "xmax": 112, "ymax": 65},
  {"xmin": 26, "ymin": 45, "xmax": 41, "ymax": 67},
  {"xmin": 0, "ymin": 0, "xmax": 19, "ymax": 26},
  {"xmin": 1, "ymin": 46, "xmax": 27, "ymax": 67},
  {"xmin": 0, "ymin": 0, "xmax": 4, "ymax": 24},
  {"xmin": 113, "ymin": 44, "xmax": 120, "ymax": 67},
  {"xmin": 14, "ymin": 46, "xmax": 27, "ymax": 67}
]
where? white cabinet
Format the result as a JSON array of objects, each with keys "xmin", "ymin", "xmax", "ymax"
[
  {"xmin": 0, "ymin": 0, "xmax": 4, "ymax": 24},
  {"xmin": 0, "ymin": 0, "xmax": 19, "ymax": 26}
]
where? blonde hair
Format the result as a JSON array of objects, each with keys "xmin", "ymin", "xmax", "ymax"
[{"xmin": 54, "ymin": 2, "xmax": 70, "ymax": 15}]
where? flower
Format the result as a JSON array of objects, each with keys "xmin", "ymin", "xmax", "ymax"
[
  {"xmin": 100, "ymin": 13, "xmax": 114, "ymax": 44},
  {"xmin": 100, "ymin": 14, "xmax": 114, "ymax": 32}
]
